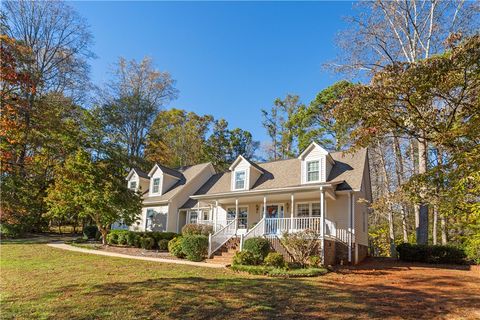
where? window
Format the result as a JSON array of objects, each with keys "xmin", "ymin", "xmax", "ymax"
[
  {"xmin": 227, "ymin": 207, "xmax": 248, "ymax": 229},
  {"xmin": 306, "ymin": 161, "xmax": 320, "ymax": 182},
  {"xmin": 146, "ymin": 209, "xmax": 155, "ymax": 230},
  {"xmin": 234, "ymin": 170, "xmax": 246, "ymax": 189},
  {"xmin": 189, "ymin": 211, "xmax": 198, "ymax": 224},
  {"xmin": 311, "ymin": 203, "xmax": 321, "ymax": 216},
  {"xmin": 297, "ymin": 204, "xmax": 310, "ymax": 217},
  {"xmin": 129, "ymin": 181, "xmax": 137, "ymax": 190},
  {"xmin": 202, "ymin": 210, "xmax": 209, "ymax": 221},
  {"xmin": 152, "ymin": 178, "xmax": 160, "ymax": 193}
]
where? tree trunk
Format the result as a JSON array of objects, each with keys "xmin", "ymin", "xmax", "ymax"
[
  {"xmin": 433, "ymin": 206, "xmax": 438, "ymax": 245},
  {"xmin": 416, "ymin": 138, "xmax": 429, "ymax": 245},
  {"xmin": 441, "ymin": 213, "xmax": 448, "ymax": 245},
  {"xmin": 393, "ymin": 136, "xmax": 408, "ymax": 242},
  {"xmin": 378, "ymin": 141, "xmax": 396, "ymax": 257}
]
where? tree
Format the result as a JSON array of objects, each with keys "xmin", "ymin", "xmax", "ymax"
[
  {"xmin": 204, "ymin": 119, "xmax": 259, "ymax": 171},
  {"xmin": 1, "ymin": 0, "xmax": 94, "ymax": 98},
  {"xmin": 261, "ymin": 94, "xmax": 303, "ymax": 160},
  {"xmin": 145, "ymin": 109, "xmax": 212, "ymax": 168},
  {"xmin": 45, "ymin": 150, "xmax": 142, "ymax": 244},
  {"xmin": 333, "ymin": 0, "xmax": 479, "ymax": 245},
  {"xmin": 301, "ymin": 81, "xmax": 354, "ymax": 151},
  {"xmin": 332, "ymin": 35, "xmax": 480, "ymax": 247},
  {"xmin": 98, "ymin": 57, "xmax": 178, "ymax": 159}
]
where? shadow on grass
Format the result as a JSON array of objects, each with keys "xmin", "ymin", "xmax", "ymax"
[
  {"xmin": 15, "ymin": 271, "xmax": 480, "ymax": 320},
  {"xmin": 1, "ymin": 233, "xmax": 78, "ymax": 245}
]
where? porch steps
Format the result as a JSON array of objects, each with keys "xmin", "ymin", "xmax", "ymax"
[{"xmin": 206, "ymin": 237, "xmax": 239, "ymax": 266}]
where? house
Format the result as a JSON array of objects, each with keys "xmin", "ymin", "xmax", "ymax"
[{"xmin": 123, "ymin": 142, "xmax": 372, "ymax": 265}]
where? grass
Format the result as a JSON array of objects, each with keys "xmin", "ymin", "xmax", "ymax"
[
  {"xmin": 230, "ymin": 264, "xmax": 328, "ymax": 277},
  {"xmin": 1, "ymin": 241, "xmax": 479, "ymax": 319}
]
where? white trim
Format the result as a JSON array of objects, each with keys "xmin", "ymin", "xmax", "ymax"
[
  {"xmin": 148, "ymin": 164, "xmax": 181, "ymax": 180},
  {"xmin": 191, "ymin": 182, "xmax": 343, "ymax": 200},
  {"xmin": 305, "ymin": 160, "xmax": 321, "ymax": 183},
  {"xmin": 229, "ymin": 155, "xmax": 262, "ymax": 173},
  {"xmin": 298, "ymin": 141, "xmax": 335, "ymax": 164},
  {"xmin": 232, "ymin": 169, "xmax": 247, "ymax": 191}
]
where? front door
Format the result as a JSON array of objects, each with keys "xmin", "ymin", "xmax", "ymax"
[{"xmin": 265, "ymin": 204, "xmax": 284, "ymax": 234}]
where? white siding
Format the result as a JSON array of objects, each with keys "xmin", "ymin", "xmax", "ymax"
[
  {"xmin": 127, "ymin": 172, "xmax": 139, "ymax": 190},
  {"xmin": 301, "ymin": 145, "xmax": 328, "ymax": 183},
  {"xmin": 231, "ymin": 159, "xmax": 250, "ymax": 191}
]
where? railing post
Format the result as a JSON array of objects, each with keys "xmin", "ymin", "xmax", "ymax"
[
  {"xmin": 240, "ymin": 234, "xmax": 244, "ymax": 251},
  {"xmin": 208, "ymin": 233, "xmax": 212, "ymax": 258}
]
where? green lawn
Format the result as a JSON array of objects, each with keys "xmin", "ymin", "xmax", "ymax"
[
  {"xmin": 2, "ymin": 242, "xmax": 479, "ymax": 319},
  {"xmin": 0, "ymin": 243, "xmax": 358, "ymax": 320}
]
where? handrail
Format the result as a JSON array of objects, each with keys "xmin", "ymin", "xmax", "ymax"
[
  {"xmin": 208, "ymin": 218, "xmax": 237, "ymax": 258},
  {"xmin": 240, "ymin": 217, "xmax": 265, "ymax": 251}
]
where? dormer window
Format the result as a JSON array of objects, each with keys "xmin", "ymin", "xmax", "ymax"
[
  {"xmin": 306, "ymin": 160, "xmax": 320, "ymax": 182},
  {"xmin": 129, "ymin": 181, "xmax": 137, "ymax": 190},
  {"xmin": 152, "ymin": 178, "xmax": 160, "ymax": 193},
  {"xmin": 234, "ymin": 170, "xmax": 246, "ymax": 190}
]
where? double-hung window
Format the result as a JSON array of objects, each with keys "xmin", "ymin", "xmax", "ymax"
[
  {"xmin": 234, "ymin": 170, "xmax": 246, "ymax": 190},
  {"xmin": 152, "ymin": 178, "xmax": 160, "ymax": 193},
  {"xmin": 311, "ymin": 203, "xmax": 321, "ymax": 216},
  {"xmin": 306, "ymin": 160, "xmax": 320, "ymax": 182},
  {"xmin": 189, "ymin": 211, "xmax": 198, "ymax": 224},
  {"xmin": 129, "ymin": 181, "xmax": 137, "ymax": 190},
  {"xmin": 297, "ymin": 204, "xmax": 310, "ymax": 217}
]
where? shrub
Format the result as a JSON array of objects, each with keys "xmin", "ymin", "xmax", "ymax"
[
  {"xmin": 126, "ymin": 232, "xmax": 139, "ymax": 247},
  {"xmin": 264, "ymin": 252, "xmax": 285, "ymax": 268},
  {"xmin": 396, "ymin": 243, "xmax": 466, "ymax": 264},
  {"xmin": 83, "ymin": 225, "xmax": 98, "ymax": 239},
  {"xmin": 181, "ymin": 235, "xmax": 209, "ymax": 261},
  {"xmin": 158, "ymin": 239, "xmax": 169, "ymax": 251},
  {"xmin": 233, "ymin": 251, "xmax": 259, "ymax": 266},
  {"xmin": 181, "ymin": 224, "xmax": 213, "ymax": 236},
  {"xmin": 309, "ymin": 255, "xmax": 322, "ymax": 267},
  {"xmin": 140, "ymin": 237, "xmax": 155, "ymax": 250},
  {"xmin": 243, "ymin": 237, "xmax": 271, "ymax": 263},
  {"xmin": 106, "ymin": 232, "xmax": 119, "ymax": 245},
  {"xmin": 281, "ymin": 230, "xmax": 320, "ymax": 266},
  {"xmin": 117, "ymin": 231, "xmax": 128, "ymax": 245},
  {"xmin": 168, "ymin": 236, "xmax": 185, "ymax": 258},
  {"xmin": 464, "ymin": 235, "xmax": 480, "ymax": 264},
  {"xmin": 230, "ymin": 265, "xmax": 328, "ymax": 278}
]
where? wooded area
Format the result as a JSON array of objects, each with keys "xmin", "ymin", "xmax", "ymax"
[{"xmin": 1, "ymin": 1, "xmax": 479, "ymax": 262}]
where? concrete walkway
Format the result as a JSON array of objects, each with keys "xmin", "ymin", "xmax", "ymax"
[{"xmin": 47, "ymin": 243, "xmax": 227, "ymax": 269}]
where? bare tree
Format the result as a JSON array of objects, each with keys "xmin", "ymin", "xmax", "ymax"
[
  {"xmin": 1, "ymin": 0, "xmax": 94, "ymax": 99},
  {"xmin": 98, "ymin": 57, "xmax": 178, "ymax": 158}
]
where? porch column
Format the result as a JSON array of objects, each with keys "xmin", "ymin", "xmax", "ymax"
[
  {"xmin": 214, "ymin": 200, "xmax": 218, "ymax": 232},
  {"xmin": 320, "ymin": 187, "xmax": 325, "ymax": 265},
  {"xmin": 197, "ymin": 201, "xmax": 201, "ymax": 224},
  {"xmin": 290, "ymin": 193, "xmax": 294, "ymax": 231},
  {"xmin": 235, "ymin": 198, "xmax": 239, "ymax": 234},
  {"xmin": 348, "ymin": 191, "xmax": 353, "ymax": 263},
  {"xmin": 263, "ymin": 196, "xmax": 267, "ymax": 218}
]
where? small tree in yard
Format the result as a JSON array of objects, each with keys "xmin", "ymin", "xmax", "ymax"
[
  {"xmin": 281, "ymin": 229, "xmax": 321, "ymax": 267},
  {"xmin": 45, "ymin": 150, "xmax": 142, "ymax": 244}
]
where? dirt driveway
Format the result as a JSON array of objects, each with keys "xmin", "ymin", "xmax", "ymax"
[{"xmin": 322, "ymin": 258, "xmax": 480, "ymax": 319}]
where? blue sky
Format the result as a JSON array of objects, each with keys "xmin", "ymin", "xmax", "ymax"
[{"xmin": 71, "ymin": 1, "xmax": 354, "ymax": 145}]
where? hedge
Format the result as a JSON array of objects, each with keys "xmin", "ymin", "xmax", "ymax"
[
  {"xmin": 243, "ymin": 237, "xmax": 271, "ymax": 263},
  {"xmin": 181, "ymin": 235, "xmax": 209, "ymax": 261},
  {"xmin": 264, "ymin": 252, "xmax": 285, "ymax": 268},
  {"xmin": 158, "ymin": 239, "xmax": 169, "ymax": 251},
  {"xmin": 396, "ymin": 243, "xmax": 466, "ymax": 264},
  {"xmin": 168, "ymin": 236, "xmax": 185, "ymax": 258},
  {"xmin": 181, "ymin": 224, "xmax": 213, "ymax": 236},
  {"xmin": 231, "ymin": 265, "xmax": 328, "ymax": 278},
  {"xmin": 105, "ymin": 230, "xmax": 178, "ymax": 249}
]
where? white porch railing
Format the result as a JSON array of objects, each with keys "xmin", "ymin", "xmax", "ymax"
[
  {"xmin": 264, "ymin": 217, "xmax": 337, "ymax": 235},
  {"xmin": 208, "ymin": 218, "xmax": 237, "ymax": 258},
  {"xmin": 240, "ymin": 217, "xmax": 265, "ymax": 251}
]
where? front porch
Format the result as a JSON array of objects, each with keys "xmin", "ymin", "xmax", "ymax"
[{"xmin": 183, "ymin": 186, "xmax": 358, "ymax": 264}]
